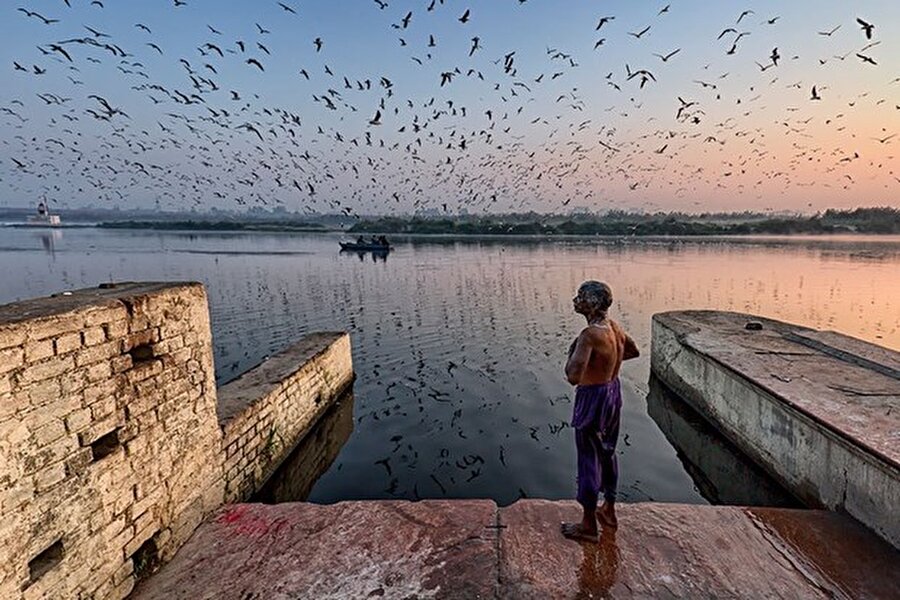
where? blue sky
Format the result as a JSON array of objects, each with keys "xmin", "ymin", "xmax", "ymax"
[{"xmin": 1, "ymin": 0, "xmax": 898, "ymax": 215}]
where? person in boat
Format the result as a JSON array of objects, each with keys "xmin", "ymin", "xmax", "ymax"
[
  {"xmin": 378, "ymin": 235, "xmax": 389, "ymax": 247},
  {"xmin": 560, "ymin": 281, "xmax": 639, "ymax": 543},
  {"xmin": 356, "ymin": 235, "xmax": 366, "ymax": 245},
  {"xmin": 370, "ymin": 235, "xmax": 380, "ymax": 246}
]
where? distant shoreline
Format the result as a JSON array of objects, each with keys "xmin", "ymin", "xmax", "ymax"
[
  {"xmin": 93, "ymin": 208, "xmax": 900, "ymax": 236},
  {"xmin": 97, "ymin": 220, "xmax": 328, "ymax": 233}
]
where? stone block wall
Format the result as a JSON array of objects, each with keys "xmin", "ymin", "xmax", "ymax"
[
  {"xmin": 217, "ymin": 332, "xmax": 353, "ymax": 503},
  {"xmin": 0, "ymin": 283, "xmax": 224, "ymax": 600}
]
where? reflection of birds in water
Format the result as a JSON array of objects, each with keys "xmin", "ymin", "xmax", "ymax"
[{"xmin": 5, "ymin": 0, "xmax": 897, "ymax": 502}]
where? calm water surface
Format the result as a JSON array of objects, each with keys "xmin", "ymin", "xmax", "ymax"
[{"xmin": 2, "ymin": 228, "xmax": 898, "ymax": 506}]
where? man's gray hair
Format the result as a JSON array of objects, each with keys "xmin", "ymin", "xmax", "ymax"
[{"xmin": 579, "ymin": 281, "xmax": 613, "ymax": 315}]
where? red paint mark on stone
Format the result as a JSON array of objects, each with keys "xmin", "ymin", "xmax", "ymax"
[
  {"xmin": 217, "ymin": 506, "xmax": 249, "ymax": 525},
  {"xmin": 216, "ymin": 506, "xmax": 289, "ymax": 537}
]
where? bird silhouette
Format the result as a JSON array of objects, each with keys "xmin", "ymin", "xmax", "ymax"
[{"xmin": 856, "ymin": 17, "xmax": 874, "ymax": 39}]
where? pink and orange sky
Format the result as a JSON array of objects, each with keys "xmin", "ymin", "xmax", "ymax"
[{"xmin": 1, "ymin": 0, "xmax": 897, "ymax": 215}]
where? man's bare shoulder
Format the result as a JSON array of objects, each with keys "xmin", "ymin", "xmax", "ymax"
[
  {"xmin": 581, "ymin": 323, "xmax": 615, "ymax": 345},
  {"xmin": 608, "ymin": 319, "xmax": 632, "ymax": 339}
]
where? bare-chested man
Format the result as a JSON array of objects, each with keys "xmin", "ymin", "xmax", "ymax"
[{"xmin": 560, "ymin": 281, "xmax": 639, "ymax": 543}]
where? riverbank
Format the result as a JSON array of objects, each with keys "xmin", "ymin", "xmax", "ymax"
[{"xmin": 83, "ymin": 206, "xmax": 900, "ymax": 236}]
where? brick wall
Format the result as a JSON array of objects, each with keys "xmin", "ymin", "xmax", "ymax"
[
  {"xmin": 0, "ymin": 283, "xmax": 224, "ymax": 600},
  {"xmin": 217, "ymin": 332, "xmax": 353, "ymax": 503}
]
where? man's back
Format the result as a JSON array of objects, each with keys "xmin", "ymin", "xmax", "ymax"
[{"xmin": 566, "ymin": 319, "xmax": 638, "ymax": 386}]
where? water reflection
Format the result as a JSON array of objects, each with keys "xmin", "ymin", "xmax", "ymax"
[
  {"xmin": 36, "ymin": 230, "xmax": 62, "ymax": 257},
  {"xmin": 646, "ymin": 376, "xmax": 800, "ymax": 507},
  {"xmin": 575, "ymin": 529, "xmax": 620, "ymax": 599},
  {"xmin": 340, "ymin": 248, "xmax": 390, "ymax": 263},
  {"xmin": 1, "ymin": 228, "xmax": 897, "ymax": 505},
  {"xmin": 254, "ymin": 391, "xmax": 355, "ymax": 503}
]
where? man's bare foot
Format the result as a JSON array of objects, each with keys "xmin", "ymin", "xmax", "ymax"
[
  {"xmin": 560, "ymin": 522, "xmax": 598, "ymax": 543},
  {"xmin": 596, "ymin": 501, "xmax": 618, "ymax": 529}
]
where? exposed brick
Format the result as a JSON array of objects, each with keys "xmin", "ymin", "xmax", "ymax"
[
  {"xmin": 75, "ymin": 341, "xmax": 121, "ymax": 368},
  {"xmin": 83, "ymin": 378, "xmax": 119, "ymax": 406},
  {"xmin": 54, "ymin": 331, "xmax": 82, "ymax": 355},
  {"xmin": 0, "ymin": 326, "xmax": 26, "ymax": 350},
  {"xmin": 104, "ymin": 319, "xmax": 128, "ymax": 339},
  {"xmin": 0, "ymin": 346, "xmax": 24, "ymax": 375},
  {"xmin": 23, "ymin": 434, "xmax": 78, "ymax": 475},
  {"xmin": 90, "ymin": 395, "xmax": 118, "ymax": 422},
  {"xmin": 20, "ymin": 355, "xmax": 74, "ymax": 383},
  {"xmin": 86, "ymin": 361, "xmax": 113, "ymax": 383},
  {"xmin": 33, "ymin": 461, "xmax": 67, "ymax": 491},
  {"xmin": 65, "ymin": 447, "xmax": 93, "ymax": 477},
  {"xmin": 123, "ymin": 521, "xmax": 158, "ymax": 558},
  {"xmin": 0, "ymin": 284, "xmax": 349, "ymax": 598},
  {"xmin": 127, "ymin": 359, "xmax": 163, "ymax": 384},
  {"xmin": 111, "ymin": 559, "xmax": 134, "ymax": 587},
  {"xmin": 81, "ymin": 302, "xmax": 125, "ymax": 324},
  {"xmin": 24, "ymin": 339, "xmax": 55, "ymax": 362},
  {"xmin": 60, "ymin": 370, "xmax": 89, "ymax": 395},
  {"xmin": 124, "ymin": 328, "xmax": 157, "ymax": 352},
  {"xmin": 110, "ymin": 355, "xmax": 133, "ymax": 373},
  {"xmin": 65, "ymin": 408, "xmax": 92, "ymax": 434},
  {"xmin": 33, "ymin": 419, "xmax": 67, "ymax": 446},
  {"xmin": 77, "ymin": 411, "xmax": 125, "ymax": 447},
  {"xmin": 26, "ymin": 378, "xmax": 62, "ymax": 407},
  {"xmin": 27, "ymin": 317, "xmax": 81, "ymax": 341}
]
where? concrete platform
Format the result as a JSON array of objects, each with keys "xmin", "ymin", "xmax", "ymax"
[
  {"xmin": 651, "ymin": 311, "xmax": 900, "ymax": 547},
  {"xmin": 131, "ymin": 500, "xmax": 899, "ymax": 599}
]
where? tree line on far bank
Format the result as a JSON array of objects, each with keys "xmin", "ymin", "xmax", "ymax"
[{"xmin": 349, "ymin": 207, "xmax": 900, "ymax": 236}]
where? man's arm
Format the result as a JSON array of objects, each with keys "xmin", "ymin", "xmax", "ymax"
[
  {"xmin": 623, "ymin": 332, "xmax": 640, "ymax": 360},
  {"xmin": 565, "ymin": 329, "xmax": 592, "ymax": 385}
]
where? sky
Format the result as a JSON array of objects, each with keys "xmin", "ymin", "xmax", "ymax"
[{"xmin": 1, "ymin": 0, "xmax": 898, "ymax": 215}]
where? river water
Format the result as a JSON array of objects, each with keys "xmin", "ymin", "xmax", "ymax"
[{"xmin": 2, "ymin": 228, "xmax": 898, "ymax": 506}]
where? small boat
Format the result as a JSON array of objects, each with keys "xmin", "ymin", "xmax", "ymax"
[
  {"xmin": 25, "ymin": 200, "xmax": 62, "ymax": 227},
  {"xmin": 339, "ymin": 241, "xmax": 391, "ymax": 252}
]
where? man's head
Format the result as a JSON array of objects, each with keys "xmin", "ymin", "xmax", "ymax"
[{"xmin": 573, "ymin": 281, "xmax": 613, "ymax": 320}]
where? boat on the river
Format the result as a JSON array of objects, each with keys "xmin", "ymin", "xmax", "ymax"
[
  {"xmin": 339, "ymin": 242, "xmax": 391, "ymax": 252},
  {"xmin": 25, "ymin": 201, "xmax": 61, "ymax": 227}
]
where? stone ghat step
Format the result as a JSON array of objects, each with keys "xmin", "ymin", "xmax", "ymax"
[{"xmin": 132, "ymin": 500, "xmax": 899, "ymax": 600}]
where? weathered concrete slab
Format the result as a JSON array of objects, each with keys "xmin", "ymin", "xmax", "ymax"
[
  {"xmin": 499, "ymin": 500, "xmax": 900, "ymax": 599},
  {"xmin": 133, "ymin": 500, "xmax": 900, "ymax": 599},
  {"xmin": 132, "ymin": 500, "xmax": 499, "ymax": 600},
  {"xmin": 651, "ymin": 311, "xmax": 900, "ymax": 547}
]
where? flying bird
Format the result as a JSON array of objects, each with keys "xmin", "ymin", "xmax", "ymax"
[
  {"xmin": 736, "ymin": 10, "xmax": 754, "ymax": 23},
  {"xmin": 596, "ymin": 16, "xmax": 615, "ymax": 30},
  {"xmin": 629, "ymin": 25, "xmax": 651, "ymax": 39},
  {"xmin": 459, "ymin": 9, "xmax": 470, "ymax": 24},
  {"xmin": 856, "ymin": 17, "xmax": 874, "ymax": 40},
  {"xmin": 653, "ymin": 48, "xmax": 680, "ymax": 62}
]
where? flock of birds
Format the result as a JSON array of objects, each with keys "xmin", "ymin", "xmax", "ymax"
[{"xmin": 1, "ymin": 1, "xmax": 898, "ymax": 216}]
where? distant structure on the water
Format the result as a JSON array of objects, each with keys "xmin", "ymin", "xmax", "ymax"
[{"xmin": 25, "ymin": 200, "xmax": 61, "ymax": 227}]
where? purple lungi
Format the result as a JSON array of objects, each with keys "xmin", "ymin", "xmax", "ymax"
[{"xmin": 571, "ymin": 378, "xmax": 622, "ymax": 510}]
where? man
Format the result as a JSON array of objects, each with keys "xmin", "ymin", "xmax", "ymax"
[{"xmin": 561, "ymin": 281, "xmax": 639, "ymax": 542}]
